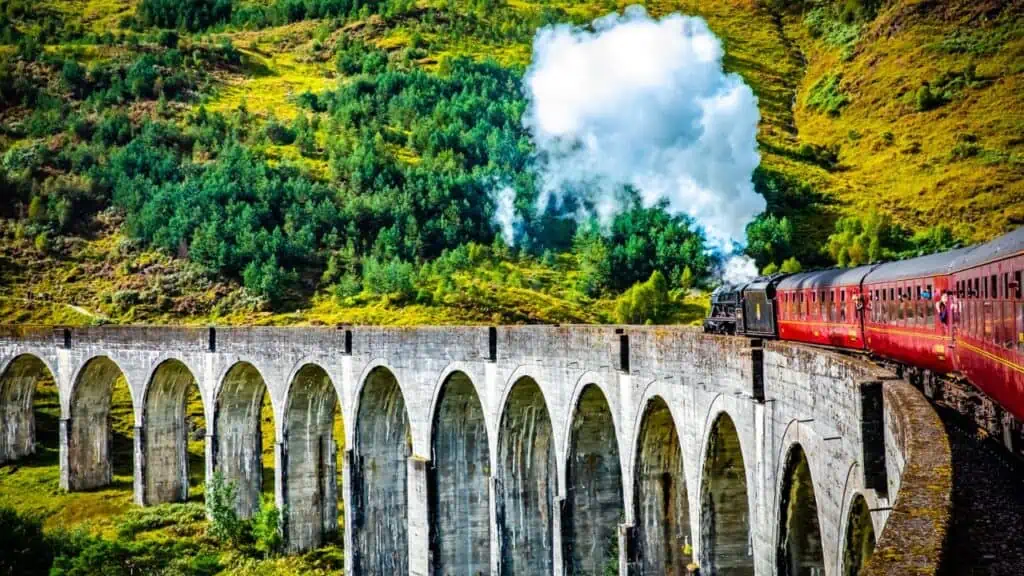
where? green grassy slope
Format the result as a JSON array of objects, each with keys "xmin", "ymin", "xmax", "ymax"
[{"xmin": 1, "ymin": 0, "xmax": 1017, "ymax": 328}]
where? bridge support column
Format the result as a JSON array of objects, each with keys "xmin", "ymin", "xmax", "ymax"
[
  {"xmin": 408, "ymin": 456, "xmax": 430, "ymax": 576},
  {"xmin": 275, "ymin": 439, "xmax": 289, "ymax": 548},
  {"xmin": 133, "ymin": 425, "xmax": 145, "ymax": 505},
  {"xmin": 554, "ymin": 495, "xmax": 566, "ymax": 576},
  {"xmin": 204, "ymin": 433, "xmax": 217, "ymax": 486},
  {"xmin": 620, "ymin": 523, "xmax": 637, "ymax": 576},
  {"xmin": 58, "ymin": 417, "xmax": 70, "ymax": 491},
  {"xmin": 343, "ymin": 449, "xmax": 355, "ymax": 576}
]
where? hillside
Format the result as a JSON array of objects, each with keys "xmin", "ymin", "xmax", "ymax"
[{"xmin": 0, "ymin": 0, "xmax": 1020, "ymax": 328}]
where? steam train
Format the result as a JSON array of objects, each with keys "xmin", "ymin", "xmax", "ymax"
[{"xmin": 705, "ymin": 226, "xmax": 1024, "ymax": 454}]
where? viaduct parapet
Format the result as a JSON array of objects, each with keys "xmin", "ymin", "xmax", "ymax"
[{"xmin": 0, "ymin": 325, "xmax": 950, "ymax": 575}]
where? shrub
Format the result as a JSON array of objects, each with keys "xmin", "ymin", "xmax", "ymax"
[
  {"xmin": 916, "ymin": 84, "xmax": 943, "ymax": 111},
  {"xmin": 138, "ymin": 0, "xmax": 233, "ymax": 32},
  {"xmin": 34, "ymin": 231, "xmax": 49, "ymax": 253},
  {"xmin": 362, "ymin": 257, "xmax": 416, "ymax": 298},
  {"xmin": 206, "ymin": 472, "xmax": 244, "ymax": 545},
  {"xmin": 806, "ymin": 73, "xmax": 850, "ymax": 116},
  {"xmin": 251, "ymin": 497, "xmax": 283, "ymax": 558},
  {"xmin": 780, "ymin": 257, "xmax": 803, "ymax": 274},
  {"xmin": 0, "ymin": 506, "xmax": 52, "ymax": 575},
  {"xmin": 614, "ymin": 271, "xmax": 670, "ymax": 325},
  {"xmin": 762, "ymin": 262, "xmax": 779, "ymax": 275}
]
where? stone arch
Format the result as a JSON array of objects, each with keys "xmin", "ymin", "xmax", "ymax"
[
  {"xmin": 496, "ymin": 375, "xmax": 556, "ymax": 575},
  {"xmin": 67, "ymin": 356, "xmax": 134, "ymax": 491},
  {"xmin": 429, "ymin": 370, "xmax": 491, "ymax": 575},
  {"xmin": 564, "ymin": 383, "xmax": 624, "ymax": 575},
  {"xmin": 634, "ymin": 394, "xmax": 692, "ymax": 574},
  {"xmin": 700, "ymin": 411, "xmax": 753, "ymax": 576},
  {"xmin": 0, "ymin": 354, "xmax": 57, "ymax": 464},
  {"xmin": 141, "ymin": 358, "xmax": 204, "ymax": 505},
  {"xmin": 352, "ymin": 365, "xmax": 412, "ymax": 576},
  {"xmin": 776, "ymin": 444, "xmax": 825, "ymax": 576},
  {"xmin": 841, "ymin": 494, "xmax": 875, "ymax": 576},
  {"xmin": 282, "ymin": 363, "xmax": 341, "ymax": 552},
  {"xmin": 214, "ymin": 361, "xmax": 272, "ymax": 518}
]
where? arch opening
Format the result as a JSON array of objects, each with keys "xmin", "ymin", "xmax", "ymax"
[
  {"xmin": 143, "ymin": 359, "xmax": 205, "ymax": 505},
  {"xmin": 565, "ymin": 384, "xmax": 623, "ymax": 575},
  {"xmin": 214, "ymin": 362, "xmax": 274, "ymax": 518},
  {"xmin": 0, "ymin": 354, "xmax": 57, "ymax": 465},
  {"xmin": 497, "ymin": 376, "xmax": 556, "ymax": 575},
  {"xmin": 282, "ymin": 364, "xmax": 343, "ymax": 552},
  {"xmin": 776, "ymin": 445, "xmax": 824, "ymax": 576},
  {"xmin": 700, "ymin": 413, "xmax": 753, "ymax": 576},
  {"xmin": 353, "ymin": 367, "xmax": 411, "ymax": 575},
  {"xmin": 68, "ymin": 356, "xmax": 134, "ymax": 491},
  {"xmin": 429, "ymin": 371, "xmax": 491, "ymax": 575},
  {"xmin": 634, "ymin": 396, "xmax": 692, "ymax": 574},
  {"xmin": 842, "ymin": 494, "xmax": 875, "ymax": 576}
]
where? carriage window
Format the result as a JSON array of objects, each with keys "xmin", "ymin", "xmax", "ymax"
[
  {"xmin": 975, "ymin": 278, "xmax": 980, "ymax": 299},
  {"xmin": 1004, "ymin": 273, "xmax": 1009, "ymax": 300},
  {"xmin": 1003, "ymin": 301, "xmax": 1014, "ymax": 349},
  {"xmin": 984, "ymin": 301, "xmax": 993, "ymax": 340},
  {"xmin": 1015, "ymin": 270, "xmax": 1022, "ymax": 299},
  {"xmin": 991, "ymin": 275, "xmax": 998, "ymax": 299},
  {"xmin": 918, "ymin": 287, "xmax": 926, "ymax": 322},
  {"xmin": 841, "ymin": 289, "xmax": 847, "ymax": 322},
  {"xmin": 1017, "ymin": 301, "xmax": 1024, "ymax": 353}
]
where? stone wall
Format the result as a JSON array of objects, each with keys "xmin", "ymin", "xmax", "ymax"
[{"xmin": 0, "ymin": 325, "xmax": 952, "ymax": 576}]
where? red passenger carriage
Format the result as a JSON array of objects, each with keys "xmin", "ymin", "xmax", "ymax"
[
  {"xmin": 948, "ymin": 229, "xmax": 1024, "ymax": 422},
  {"xmin": 776, "ymin": 267, "xmax": 872, "ymax": 350}
]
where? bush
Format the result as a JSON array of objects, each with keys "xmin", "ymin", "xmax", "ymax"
[
  {"xmin": 0, "ymin": 506, "xmax": 52, "ymax": 575},
  {"xmin": 206, "ymin": 472, "xmax": 245, "ymax": 546},
  {"xmin": 362, "ymin": 257, "xmax": 416, "ymax": 298},
  {"xmin": 251, "ymin": 497, "xmax": 283, "ymax": 558},
  {"xmin": 614, "ymin": 271, "xmax": 670, "ymax": 325},
  {"xmin": 916, "ymin": 84, "xmax": 943, "ymax": 111},
  {"xmin": 780, "ymin": 257, "xmax": 803, "ymax": 274},
  {"xmin": 806, "ymin": 73, "xmax": 850, "ymax": 116},
  {"xmin": 138, "ymin": 0, "xmax": 233, "ymax": 32}
]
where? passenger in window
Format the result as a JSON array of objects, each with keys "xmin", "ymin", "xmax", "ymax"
[{"xmin": 938, "ymin": 291, "xmax": 950, "ymax": 327}]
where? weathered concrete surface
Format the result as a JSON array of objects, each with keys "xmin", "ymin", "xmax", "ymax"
[
  {"xmin": 282, "ymin": 364, "xmax": 338, "ymax": 552},
  {"xmin": 0, "ymin": 325, "xmax": 951, "ymax": 576},
  {"xmin": 352, "ymin": 367, "xmax": 411, "ymax": 575},
  {"xmin": 215, "ymin": 362, "xmax": 267, "ymax": 519},
  {"xmin": 564, "ymin": 384, "xmax": 623, "ymax": 575},
  {"xmin": 141, "ymin": 359, "xmax": 196, "ymax": 505},
  {"xmin": 633, "ymin": 395, "xmax": 692, "ymax": 575},
  {"xmin": 0, "ymin": 354, "xmax": 49, "ymax": 463},
  {"xmin": 497, "ymin": 376, "xmax": 557, "ymax": 575},
  {"xmin": 776, "ymin": 446, "xmax": 824, "ymax": 576},
  {"xmin": 430, "ymin": 372, "xmax": 491, "ymax": 576}
]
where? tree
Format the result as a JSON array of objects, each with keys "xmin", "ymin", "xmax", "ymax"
[
  {"xmin": 745, "ymin": 214, "xmax": 793, "ymax": 269},
  {"xmin": 826, "ymin": 211, "xmax": 906, "ymax": 267},
  {"xmin": 780, "ymin": 257, "xmax": 803, "ymax": 274},
  {"xmin": 614, "ymin": 271, "xmax": 671, "ymax": 325}
]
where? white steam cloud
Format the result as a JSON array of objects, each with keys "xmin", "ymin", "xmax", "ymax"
[
  {"xmin": 492, "ymin": 186, "xmax": 523, "ymax": 246},
  {"xmin": 721, "ymin": 254, "xmax": 759, "ymax": 285},
  {"xmin": 523, "ymin": 5, "xmax": 764, "ymax": 250}
]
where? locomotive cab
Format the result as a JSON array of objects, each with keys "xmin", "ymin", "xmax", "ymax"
[{"xmin": 704, "ymin": 284, "xmax": 743, "ymax": 334}]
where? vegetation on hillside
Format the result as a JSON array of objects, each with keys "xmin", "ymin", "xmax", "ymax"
[{"xmin": 0, "ymin": 0, "xmax": 1020, "ymax": 317}]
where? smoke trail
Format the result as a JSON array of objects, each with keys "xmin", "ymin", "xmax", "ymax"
[
  {"xmin": 523, "ymin": 5, "xmax": 765, "ymax": 250},
  {"xmin": 491, "ymin": 186, "xmax": 523, "ymax": 246},
  {"xmin": 721, "ymin": 254, "xmax": 759, "ymax": 285}
]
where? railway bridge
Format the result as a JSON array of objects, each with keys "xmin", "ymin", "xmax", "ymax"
[{"xmin": 0, "ymin": 325, "xmax": 950, "ymax": 575}]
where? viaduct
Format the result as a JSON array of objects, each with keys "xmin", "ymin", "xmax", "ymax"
[{"xmin": 0, "ymin": 325, "xmax": 950, "ymax": 575}]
